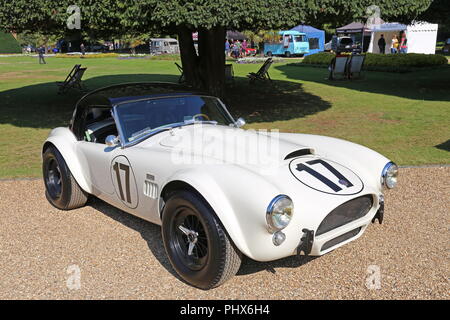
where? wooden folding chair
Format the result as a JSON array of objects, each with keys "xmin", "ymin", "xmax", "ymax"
[
  {"xmin": 346, "ymin": 54, "xmax": 365, "ymax": 80},
  {"xmin": 247, "ymin": 58, "xmax": 273, "ymax": 83},
  {"xmin": 56, "ymin": 64, "xmax": 80, "ymax": 90},
  {"xmin": 57, "ymin": 66, "xmax": 87, "ymax": 94},
  {"xmin": 328, "ymin": 55, "xmax": 349, "ymax": 80},
  {"xmin": 174, "ymin": 62, "xmax": 186, "ymax": 83}
]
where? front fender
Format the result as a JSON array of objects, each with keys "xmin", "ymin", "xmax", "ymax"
[
  {"xmin": 43, "ymin": 127, "xmax": 92, "ymax": 194},
  {"xmin": 161, "ymin": 165, "xmax": 282, "ymax": 261}
]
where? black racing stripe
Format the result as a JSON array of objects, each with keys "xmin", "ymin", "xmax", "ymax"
[
  {"xmin": 307, "ymin": 159, "xmax": 354, "ymax": 187},
  {"xmin": 296, "ymin": 163, "xmax": 342, "ymax": 192}
]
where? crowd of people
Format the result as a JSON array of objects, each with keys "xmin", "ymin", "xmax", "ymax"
[
  {"xmin": 225, "ymin": 39, "xmax": 251, "ymax": 58},
  {"xmin": 378, "ymin": 31, "xmax": 408, "ymax": 54}
]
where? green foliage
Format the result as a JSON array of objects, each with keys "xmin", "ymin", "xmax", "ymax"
[
  {"xmin": 364, "ymin": 52, "xmax": 448, "ymax": 67},
  {"xmin": 302, "ymin": 52, "xmax": 335, "ymax": 65},
  {"xmin": 302, "ymin": 52, "xmax": 448, "ymax": 72},
  {"xmin": 0, "ymin": 1, "xmax": 434, "ymax": 37},
  {"xmin": 0, "ymin": 32, "xmax": 22, "ymax": 53},
  {"xmin": 55, "ymin": 53, "xmax": 119, "ymax": 58}
]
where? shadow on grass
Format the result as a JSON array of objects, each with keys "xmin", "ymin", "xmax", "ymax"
[
  {"xmin": 225, "ymin": 77, "xmax": 331, "ymax": 123},
  {"xmin": 275, "ymin": 63, "xmax": 450, "ymax": 102},
  {"xmin": 435, "ymin": 139, "xmax": 450, "ymax": 152},
  {"xmin": 0, "ymin": 73, "xmax": 331, "ymax": 129},
  {"xmin": 88, "ymin": 197, "xmax": 315, "ymax": 287}
]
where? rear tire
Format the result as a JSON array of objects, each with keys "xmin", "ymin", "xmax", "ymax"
[
  {"xmin": 266, "ymin": 51, "xmax": 273, "ymax": 57},
  {"xmin": 43, "ymin": 146, "xmax": 88, "ymax": 210},
  {"xmin": 285, "ymin": 51, "xmax": 291, "ymax": 57},
  {"xmin": 162, "ymin": 191, "xmax": 242, "ymax": 289}
]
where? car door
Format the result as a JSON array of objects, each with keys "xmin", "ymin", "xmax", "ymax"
[{"xmin": 77, "ymin": 142, "xmax": 119, "ymax": 196}]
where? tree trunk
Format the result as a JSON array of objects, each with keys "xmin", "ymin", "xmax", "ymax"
[
  {"xmin": 177, "ymin": 25, "xmax": 226, "ymax": 98},
  {"xmin": 198, "ymin": 26, "xmax": 226, "ymax": 98},
  {"xmin": 177, "ymin": 26, "xmax": 202, "ymax": 88}
]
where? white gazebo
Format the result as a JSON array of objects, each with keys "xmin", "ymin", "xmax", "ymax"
[{"xmin": 367, "ymin": 22, "xmax": 438, "ymax": 54}]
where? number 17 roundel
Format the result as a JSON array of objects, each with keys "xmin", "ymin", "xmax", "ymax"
[
  {"xmin": 289, "ymin": 157, "xmax": 364, "ymax": 195},
  {"xmin": 111, "ymin": 155, "xmax": 139, "ymax": 208}
]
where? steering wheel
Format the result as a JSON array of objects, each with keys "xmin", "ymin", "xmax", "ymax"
[{"xmin": 192, "ymin": 113, "xmax": 210, "ymax": 121}]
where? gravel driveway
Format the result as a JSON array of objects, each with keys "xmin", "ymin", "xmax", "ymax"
[{"xmin": 0, "ymin": 167, "xmax": 448, "ymax": 299}]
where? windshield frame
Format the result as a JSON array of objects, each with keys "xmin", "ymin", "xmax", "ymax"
[{"xmin": 112, "ymin": 94, "xmax": 236, "ymax": 148}]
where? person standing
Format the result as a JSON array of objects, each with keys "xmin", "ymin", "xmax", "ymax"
[
  {"xmin": 390, "ymin": 35, "xmax": 399, "ymax": 54},
  {"xmin": 378, "ymin": 34, "xmax": 386, "ymax": 54},
  {"xmin": 235, "ymin": 40, "xmax": 241, "ymax": 58},
  {"xmin": 400, "ymin": 32, "xmax": 408, "ymax": 53},
  {"xmin": 225, "ymin": 39, "xmax": 230, "ymax": 57},
  {"xmin": 38, "ymin": 46, "xmax": 46, "ymax": 64},
  {"xmin": 80, "ymin": 43, "xmax": 86, "ymax": 57},
  {"xmin": 242, "ymin": 39, "xmax": 247, "ymax": 57}
]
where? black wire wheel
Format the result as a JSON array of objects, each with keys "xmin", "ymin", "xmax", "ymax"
[
  {"xmin": 42, "ymin": 145, "xmax": 88, "ymax": 210},
  {"xmin": 172, "ymin": 210, "xmax": 209, "ymax": 271},
  {"xmin": 45, "ymin": 157, "xmax": 62, "ymax": 199},
  {"xmin": 162, "ymin": 190, "xmax": 242, "ymax": 289}
]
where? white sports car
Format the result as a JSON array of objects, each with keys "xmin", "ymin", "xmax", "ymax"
[{"xmin": 43, "ymin": 82, "xmax": 398, "ymax": 289}]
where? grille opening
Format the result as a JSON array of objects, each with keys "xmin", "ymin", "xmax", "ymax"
[
  {"xmin": 316, "ymin": 195, "xmax": 373, "ymax": 236},
  {"xmin": 284, "ymin": 148, "xmax": 313, "ymax": 160},
  {"xmin": 321, "ymin": 227, "xmax": 361, "ymax": 251}
]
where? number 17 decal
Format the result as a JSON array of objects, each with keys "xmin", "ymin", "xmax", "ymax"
[
  {"xmin": 111, "ymin": 156, "xmax": 138, "ymax": 208},
  {"xmin": 296, "ymin": 159, "xmax": 353, "ymax": 192},
  {"xmin": 113, "ymin": 162, "xmax": 131, "ymax": 203}
]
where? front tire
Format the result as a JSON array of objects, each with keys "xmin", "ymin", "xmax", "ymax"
[
  {"xmin": 43, "ymin": 146, "xmax": 88, "ymax": 210},
  {"xmin": 162, "ymin": 191, "xmax": 242, "ymax": 289}
]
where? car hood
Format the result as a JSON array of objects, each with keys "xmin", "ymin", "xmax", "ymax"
[{"xmin": 154, "ymin": 125, "xmax": 314, "ymax": 167}]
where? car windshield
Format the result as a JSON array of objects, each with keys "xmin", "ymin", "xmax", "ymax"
[
  {"xmin": 114, "ymin": 95, "xmax": 235, "ymax": 144},
  {"xmin": 340, "ymin": 38, "xmax": 353, "ymax": 45}
]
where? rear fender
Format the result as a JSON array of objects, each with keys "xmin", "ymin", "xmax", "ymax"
[{"xmin": 42, "ymin": 127, "xmax": 92, "ymax": 194}]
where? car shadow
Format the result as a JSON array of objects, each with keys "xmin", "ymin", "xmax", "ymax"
[{"xmin": 87, "ymin": 196, "xmax": 316, "ymax": 284}]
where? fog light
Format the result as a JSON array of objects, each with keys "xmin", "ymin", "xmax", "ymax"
[{"xmin": 272, "ymin": 231, "xmax": 286, "ymax": 246}]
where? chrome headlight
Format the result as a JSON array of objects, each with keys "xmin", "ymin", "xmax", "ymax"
[
  {"xmin": 266, "ymin": 195, "xmax": 294, "ymax": 233},
  {"xmin": 381, "ymin": 162, "xmax": 398, "ymax": 189}
]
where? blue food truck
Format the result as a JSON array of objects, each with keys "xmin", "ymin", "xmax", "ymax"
[{"xmin": 264, "ymin": 30, "xmax": 309, "ymax": 57}]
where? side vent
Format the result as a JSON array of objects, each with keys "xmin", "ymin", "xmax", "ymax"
[
  {"xmin": 144, "ymin": 180, "xmax": 158, "ymax": 199},
  {"xmin": 284, "ymin": 148, "xmax": 314, "ymax": 160}
]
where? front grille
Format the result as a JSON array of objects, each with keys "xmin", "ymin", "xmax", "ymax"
[
  {"xmin": 316, "ymin": 195, "xmax": 373, "ymax": 236},
  {"xmin": 321, "ymin": 227, "xmax": 361, "ymax": 251}
]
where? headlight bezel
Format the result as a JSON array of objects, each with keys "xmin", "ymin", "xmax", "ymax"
[
  {"xmin": 381, "ymin": 162, "xmax": 398, "ymax": 189},
  {"xmin": 266, "ymin": 195, "xmax": 294, "ymax": 233}
]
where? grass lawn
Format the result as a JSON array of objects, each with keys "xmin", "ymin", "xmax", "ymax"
[{"xmin": 0, "ymin": 55, "xmax": 449, "ymax": 178}]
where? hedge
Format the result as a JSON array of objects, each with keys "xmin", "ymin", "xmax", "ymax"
[
  {"xmin": 0, "ymin": 32, "xmax": 22, "ymax": 54},
  {"xmin": 301, "ymin": 52, "xmax": 448, "ymax": 72},
  {"xmin": 55, "ymin": 53, "xmax": 119, "ymax": 58}
]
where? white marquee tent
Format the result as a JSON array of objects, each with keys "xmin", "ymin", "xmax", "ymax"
[{"xmin": 367, "ymin": 22, "xmax": 438, "ymax": 54}]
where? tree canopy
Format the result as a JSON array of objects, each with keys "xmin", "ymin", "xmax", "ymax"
[{"xmin": 0, "ymin": 0, "xmax": 433, "ymax": 35}]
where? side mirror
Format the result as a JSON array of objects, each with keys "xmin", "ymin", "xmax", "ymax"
[
  {"xmin": 105, "ymin": 135, "xmax": 119, "ymax": 147},
  {"xmin": 235, "ymin": 117, "xmax": 246, "ymax": 128}
]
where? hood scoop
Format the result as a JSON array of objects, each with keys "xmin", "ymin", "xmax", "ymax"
[{"xmin": 284, "ymin": 148, "xmax": 314, "ymax": 160}]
